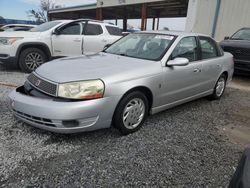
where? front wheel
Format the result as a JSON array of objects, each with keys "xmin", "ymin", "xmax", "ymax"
[
  {"xmin": 210, "ymin": 74, "xmax": 227, "ymax": 100},
  {"xmin": 19, "ymin": 48, "xmax": 47, "ymax": 73},
  {"xmin": 113, "ymin": 91, "xmax": 149, "ymax": 135}
]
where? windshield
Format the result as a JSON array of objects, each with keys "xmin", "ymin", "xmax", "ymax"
[
  {"xmin": 105, "ymin": 33, "xmax": 175, "ymax": 61},
  {"xmin": 231, "ymin": 28, "xmax": 250, "ymax": 40},
  {"xmin": 30, "ymin": 21, "xmax": 61, "ymax": 32}
]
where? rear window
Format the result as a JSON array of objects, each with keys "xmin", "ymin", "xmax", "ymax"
[{"xmin": 105, "ymin": 26, "xmax": 122, "ymax": 36}]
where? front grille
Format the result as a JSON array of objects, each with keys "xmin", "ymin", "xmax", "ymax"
[
  {"xmin": 224, "ymin": 46, "xmax": 250, "ymax": 60},
  {"xmin": 13, "ymin": 109, "xmax": 56, "ymax": 127},
  {"xmin": 27, "ymin": 73, "xmax": 57, "ymax": 96}
]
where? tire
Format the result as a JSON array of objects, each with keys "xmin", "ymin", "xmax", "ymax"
[
  {"xmin": 210, "ymin": 74, "xmax": 227, "ymax": 100},
  {"xmin": 19, "ymin": 48, "xmax": 47, "ymax": 73},
  {"xmin": 113, "ymin": 91, "xmax": 149, "ymax": 135}
]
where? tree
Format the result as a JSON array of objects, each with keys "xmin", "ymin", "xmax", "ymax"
[{"xmin": 27, "ymin": 0, "xmax": 57, "ymax": 22}]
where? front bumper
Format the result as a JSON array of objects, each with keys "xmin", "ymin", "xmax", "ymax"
[
  {"xmin": 234, "ymin": 59, "xmax": 250, "ymax": 75},
  {"xmin": 0, "ymin": 45, "xmax": 18, "ymax": 68},
  {"xmin": 8, "ymin": 87, "xmax": 120, "ymax": 133},
  {"xmin": 0, "ymin": 56, "xmax": 18, "ymax": 68}
]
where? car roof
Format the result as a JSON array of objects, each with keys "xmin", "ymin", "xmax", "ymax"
[
  {"xmin": 139, "ymin": 30, "xmax": 210, "ymax": 38},
  {"xmin": 49, "ymin": 19, "xmax": 119, "ymax": 27},
  {"xmin": 50, "ymin": 20, "xmax": 73, "ymax": 23},
  {"xmin": 2, "ymin": 24, "xmax": 36, "ymax": 28}
]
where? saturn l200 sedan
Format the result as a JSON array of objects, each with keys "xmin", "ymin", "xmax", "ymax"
[{"xmin": 8, "ymin": 31, "xmax": 234, "ymax": 135}]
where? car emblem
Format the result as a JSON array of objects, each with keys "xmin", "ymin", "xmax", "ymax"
[
  {"xmin": 235, "ymin": 50, "xmax": 241, "ymax": 54},
  {"xmin": 35, "ymin": 79, "xmax": 41, "ymax": 86}
]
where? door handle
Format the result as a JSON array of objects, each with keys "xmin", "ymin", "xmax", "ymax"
[
  {"xmin": 73, "ymin": 39, "xmax": 81, "ymax": 42},
  {"xmin": 193, "ymin": 68, "xmax": 201, "ymax": 73},
  {"xmin": 102, "ymin": 39, "xmax": 107, "ymax": 42}
]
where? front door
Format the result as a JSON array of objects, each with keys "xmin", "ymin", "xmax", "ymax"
[
  {"xmin": 160, "ymin": 36, "xmax": 203, "ymax": 105},
  {"xmin": 52, "ymin": 22, "xmax": 83, "ymax": 57}
]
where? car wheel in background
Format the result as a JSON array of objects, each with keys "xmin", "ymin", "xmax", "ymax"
[
  {"xmin": 113, "ymin": 91, "xmax": 149, "ymax": 135},
  {"xmin": 210, "ymin": 74, "xmax": 227, "ymax": 100},
  {"xmin": 19, "ymin": 48, "xmax": 47, "ymax": 73}
]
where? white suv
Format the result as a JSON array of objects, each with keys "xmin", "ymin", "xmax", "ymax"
[{"xmin": 0, "ymin": 19, "xmax": 122, "ymax": 72}]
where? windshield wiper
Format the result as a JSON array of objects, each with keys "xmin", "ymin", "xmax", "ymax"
[
  {"xmin": 231, "ymin": 38, "xmax": 244, "ymax": 40},
  {"xmin": 117, "ymin": 53, "xmax": 128, "ymax": 57}
]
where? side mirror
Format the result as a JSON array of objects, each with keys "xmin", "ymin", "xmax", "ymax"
[
  {"xmin": 224, "ymin": 36, "xmax": 230, "ymax": 40},
  {"xmin": 52, "ymin": 29, "xmax": 60, "ymax": 35},
  {"xmin": 167, "ymin": 57, "xmax": 189, "ymax": 66}
]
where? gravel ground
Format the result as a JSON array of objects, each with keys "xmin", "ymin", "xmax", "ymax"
[{"xmin": 0, "ymin": 65, "xmax": 248, "ymax": 187}]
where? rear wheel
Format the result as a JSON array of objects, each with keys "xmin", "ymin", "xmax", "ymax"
[
  {"xmin": 113, "ymin": 91, "xmax": 149, "ymax": 135},
  {"xmin": 210, "ymin": 74, "xmax": 227, "ymax": 100},
  {"xmin": 19, "ymin": 48, "xmax": 47, "ymax": 73}
]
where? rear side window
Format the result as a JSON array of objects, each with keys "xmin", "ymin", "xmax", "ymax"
[
  {"xmin": 85, "ymin": 24, "xmax": 103, "ymax": 35},
  {"xmin": 105, "ymin": 26, "xmax": 122, "ymax": 36},
  {"xmin": 199, "ymin": 37, "xmax": 218, "ymax": 59}
]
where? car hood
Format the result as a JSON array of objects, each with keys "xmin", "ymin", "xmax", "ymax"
[
  {"xmin": 35, "ymin": 53, "xmax": 162, "ymax": 83},
  {"xmin": 0, "ymin": 31, "xmax": 41, "ymax": 38},
  {"xmin": 220, "ymin": 39, "xmax": 250, "ymax": 48}
]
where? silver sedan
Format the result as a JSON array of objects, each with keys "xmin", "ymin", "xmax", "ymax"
[{"xmin": 8, "ymin": 31, "xmax": 234, "ymax": 135}]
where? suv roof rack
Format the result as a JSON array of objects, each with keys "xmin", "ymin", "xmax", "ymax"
[{"xmin": 75, "ymin": 19, "xmax": 104, "ymax": 23}]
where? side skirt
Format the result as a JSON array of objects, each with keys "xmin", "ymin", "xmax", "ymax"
[{"xmin": 150, "ymin": 90, "xmax": 213, "ymax": 115}]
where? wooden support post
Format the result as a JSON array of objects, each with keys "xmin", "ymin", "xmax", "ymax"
[
  {"xmin": 123, "ymin": 8, "xmax": 127, "ymax": 31},
  {"xmin": 96, "ymin": 8, "xmax": 103, "ymax": 20},
  {"xmin": 152, "ymin": 17, "xmax": 155, "ymax": 30},
  {"xmin": 157, "ymin": 17, "xmax": 160, "ymax": 30},
  {"xmin": 48, "ymin": 13, "xmax": 51, "ymax": 21},
  {"xmin": 123, "ymin": 17, "xmax": 127, "ymax": 31},
  {"xmin": 141, "ymin": 3, "xmax": 147, "ymax": 31}
]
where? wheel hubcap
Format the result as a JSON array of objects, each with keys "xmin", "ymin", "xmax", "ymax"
[
  {"xmin": 122, "ymin": 98, "xmax": 145, "ymax": 129},
  {"xmin": 25, "ymin": 52, "xmax": 43, "ymax": 70},
  {"xmin": 216, "ymin": 78, "xmax": 225, "ymax": 97}
]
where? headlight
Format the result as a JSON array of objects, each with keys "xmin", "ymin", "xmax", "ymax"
[
  {"xmin": 0, "ymin": 37, "xmax": 23, "ymax": 45},
  {"xmin": 58, "ymin": 80, "xmax": 104, "ymax": 99}
]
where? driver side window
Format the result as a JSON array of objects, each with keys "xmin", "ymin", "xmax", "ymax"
[
  {"xmin": 59, "ymin": 23, "xmax": 81, "ymax": 35},
  {"xmin": 171, "ymin": 37, "xmax": 198, "ymax": 62}
]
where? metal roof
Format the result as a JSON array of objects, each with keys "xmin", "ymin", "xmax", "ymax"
[
  {"xmin": 49, "ymin": 3, "xmax": 97, "ymax": 14},
  {"xmin": 49, "ymin": 0, "xmax": 188, "ymax": 20}
]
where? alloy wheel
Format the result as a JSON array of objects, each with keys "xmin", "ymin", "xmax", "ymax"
[{"xmin": 25, "ymin": 52, "xmax": 44, "ymax": 71}]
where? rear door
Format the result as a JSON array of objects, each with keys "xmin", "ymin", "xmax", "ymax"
[
  {"xmin": 83, "ymin": 23, "xmax": 108, "ymax": 55},
  {"xmin": 198, "ymin": 36, "xmax": 223, "ymax": 91},
  {"xmin": 51, "ymin": 22, "xmax": 83, "ymax": 56}
]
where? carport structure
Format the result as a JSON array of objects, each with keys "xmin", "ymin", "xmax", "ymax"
[{"xmin": 48, "ymin": 0, "xmax": 188, "ymax": 31}]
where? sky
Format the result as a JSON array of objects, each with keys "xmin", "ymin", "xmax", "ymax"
[
  {"xmin": 0, "ymin": 0, "xmax": 96, "ymax": 20},
  {"xmin": 0, "ymin": 0, "xmax": 186, "ymax": 31}
]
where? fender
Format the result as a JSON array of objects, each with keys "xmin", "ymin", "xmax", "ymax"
[{"xmin": 16, "ymin": 42, "xmax": 52, "ymax": 60}]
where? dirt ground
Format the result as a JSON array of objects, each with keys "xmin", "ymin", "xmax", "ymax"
[
  {"xmin": 227, "ymin": 76, "xmax": 250, "ymax": 148},
  {"xmin": 0, "ymin": 66, "xmax": 249, "ymax": 187}
]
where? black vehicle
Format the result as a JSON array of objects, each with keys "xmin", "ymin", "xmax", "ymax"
[{"xmin": 220, "ymin": 28, "xmax": 250, "ymax": 75}]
